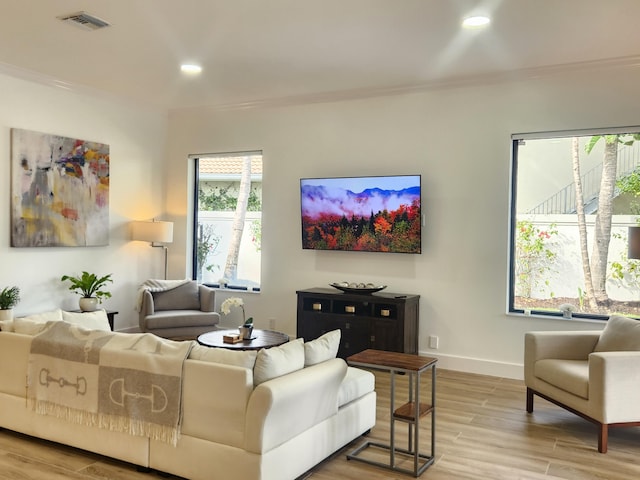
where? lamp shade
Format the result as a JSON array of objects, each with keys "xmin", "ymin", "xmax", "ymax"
[
  {"xmin": 628, "ymin": 226, "xmax": 640, "ymax": 260},
  {"xmin": 131, "ymin": 220, "xmax": 173, "ymax": 244}
]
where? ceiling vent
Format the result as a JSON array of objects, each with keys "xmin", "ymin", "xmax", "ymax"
[{"xmin": 58, "ymin": 11, "xmax": 110, "ymax": 31}]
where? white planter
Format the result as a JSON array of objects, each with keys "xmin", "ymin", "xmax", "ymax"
[
  {"xmin": 79, "ymin": 297, "xmax": 98, "ymax": 312},
  {"xmin": 0, "ymin": 309, "xmax": 13, "ymax": 321}
]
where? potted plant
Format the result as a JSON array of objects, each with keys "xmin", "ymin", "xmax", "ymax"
[
  {"xmin": 61, "ymin": 271, "xmax": 113, "ymax": 312},
  {"xmin": 220, "ymin": 297, "xmax": 254, "ymax": 339},
  {"xmin": 0, "ymin": 286, "xmax": 20, "ymax": 321}
]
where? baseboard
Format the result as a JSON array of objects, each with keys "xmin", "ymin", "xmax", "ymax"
[{"xmin": 419, "ymin": 351, "xmax": 524, "ymax": 380}]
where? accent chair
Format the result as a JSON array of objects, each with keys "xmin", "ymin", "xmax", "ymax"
[{"xmin": 524, "ymin": 315, "xmax": 640, "ymax": 453}]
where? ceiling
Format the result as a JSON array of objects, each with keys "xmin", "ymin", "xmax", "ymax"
[{"xmin": 2, "ymin": 0, "xmax": 640, "ymax": 111}]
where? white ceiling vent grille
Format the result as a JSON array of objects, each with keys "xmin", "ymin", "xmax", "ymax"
[{"xmin": 58, "ymin": 11, "xmax": 110, "ymax": 31}]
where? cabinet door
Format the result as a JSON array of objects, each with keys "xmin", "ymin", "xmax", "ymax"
[
  {"xmin": 339, "ymin": 317, "xmax": 370, "ymax": 357},
  {"xmin": 370, "ymin": 318, "xmax": 401, "ymax": 352},
  {"xmin": 297, "ymin": 313, "xmax": 327, "ymax": 342}
]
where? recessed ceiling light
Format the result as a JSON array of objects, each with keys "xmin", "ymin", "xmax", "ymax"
[
  {"xmin": 180, "ymin": 64, "xmax": 202, "ymax": 74},
  {"xmin": 462, "ymin": 16, "xmax": 491, "ymax": 28}
]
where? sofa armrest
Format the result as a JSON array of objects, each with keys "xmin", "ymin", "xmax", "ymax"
[
  {"xmin": 198, "ymin": 285, "xmax": 216, "ymax": 312},
  {"xmin": 244, "ymin": 358, "xmax": 347, "ymax": 454},
  {"xmin": 588, "ymin": 351, "xmax": 640, "ymax": 423},
  {"xmin": 0, "ymin": 332, "xmax": 32, "ymax": 397},
  {"xmin": 524, "ymin": 331, "xmax": 600, "ymax": 385}
]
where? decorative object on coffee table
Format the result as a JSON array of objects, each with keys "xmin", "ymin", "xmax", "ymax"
[
  {"xmin": 220, "ymin": 296, "xmax": 254, "ymax": 339},
  {"xmin": 0, "ymin": 286, "xmax": 20, "ymax": 321},
  {"xmin": 330, "ymin": 282, "xmax": 386, "ymax": 294},
  {"xmin": 61, "ymin": 271, "xmax": 112, "ymax": 312}
]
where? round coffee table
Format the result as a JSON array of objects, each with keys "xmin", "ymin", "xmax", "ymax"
[{"xmin": 197, "ymin": 329, "xmax": 290, "ymax": 350}]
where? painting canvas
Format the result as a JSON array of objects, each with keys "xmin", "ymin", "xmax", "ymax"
[{"xmin": 10, "ymin": 128, "xmax": 110, "ymax": 247}]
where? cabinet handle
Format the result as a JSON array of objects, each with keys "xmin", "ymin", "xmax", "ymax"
[
  {"xmin": 370, "ymin": 335, "xmax": 375, "ymax": 342},
  {"xmin": 345, "ymin": 322, "xmax": 350, "ymax": 329}
]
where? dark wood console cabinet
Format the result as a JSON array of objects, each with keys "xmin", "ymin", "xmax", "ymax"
[{"xmin": 296, "ymin": 288, "xmax": 419, "ymax": 358}]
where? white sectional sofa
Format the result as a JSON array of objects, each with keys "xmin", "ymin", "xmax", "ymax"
[{"xmin": 0, "ymin": 316, "xmax": 376, "ymax": 480}]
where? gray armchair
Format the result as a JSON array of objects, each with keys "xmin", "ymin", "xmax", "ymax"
[
  {"xmin": 138, "ymin": 280, "xmax": 220, "ymax": 339},
  {"xmin": 524, "ymin": 315, "xmax": 640, "ymax": 453}
]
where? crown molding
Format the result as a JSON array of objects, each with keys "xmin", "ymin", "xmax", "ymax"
[{"xmin": 2, "ymin": 54, "xmax": 640, "ymax": 115}]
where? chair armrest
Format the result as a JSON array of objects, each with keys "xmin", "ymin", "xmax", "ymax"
[
  {"xmin": 198, "ymin": 285, "xmax": 216, "ymax": 312},
  {"xmin": 525, "ymin": 331, "xmax": 601, "ymax": 362},
  {"xmin": 524, "ymin": 331, "xmax": 600, "ymax": 385},
  {"xmin": 138, "ymin": 290, "xmax": 155, "ymax": 331},
  {"xmin": 589, "ymin": 351, "xmax": 640, "ymax": 423}
]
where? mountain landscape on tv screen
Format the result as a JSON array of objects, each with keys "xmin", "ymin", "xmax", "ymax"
[{"xmin": 301, "ymin": 181, "xmax": 421, "ymax": 253}]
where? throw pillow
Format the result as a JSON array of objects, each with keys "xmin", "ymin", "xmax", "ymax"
[
  {"xmin": 189, "ymin": 344, "xmax": 258, "ymax": 369},
  {"xmin": 62, "ymin": 309, "xmax": 111, "ymax": 332},
  {"xmin": 13, "ymin": 309, "xmax": 63, "ymax": 335},
  {"xmin": 253, "ymin": 338, "xmax": 304, "ymax": 386},
  {"xmin": 304, "ymin": 329, "xmax": 341, "ymax": 366},
  {"xmin": 152, "ymin": 281, "xmax": 201, "ymax": 311},
  {"xmin": 594, "ymin": 315, "xmax": 640, "ymax": 352}
]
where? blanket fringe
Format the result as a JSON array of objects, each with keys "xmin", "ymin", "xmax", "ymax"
[{"xmin": 29, "ymin": 399, "xmax": 180, "ymax": 446}]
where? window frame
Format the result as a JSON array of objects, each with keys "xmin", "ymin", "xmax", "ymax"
[
  {"xmin": 191, "ymin": 152, "xmax": 262, "ymax": 291},
  {"xmin": 508, "ymin": 126, "xmax": 640, "ymax": 321}
]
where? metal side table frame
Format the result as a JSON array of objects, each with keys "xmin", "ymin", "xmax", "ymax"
[{"xmin": 346, "ymin": 349, "xmax": 437, "ymax": 477}]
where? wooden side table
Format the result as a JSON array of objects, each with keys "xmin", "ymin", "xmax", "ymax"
[{"xmin": 346, "ymin": 349, "xmax": 437, "ymax": 477}]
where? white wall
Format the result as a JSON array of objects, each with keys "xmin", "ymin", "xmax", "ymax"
[
  {"xmin": 166, "ymin": 65, "xmax": 640, "ymax": 379},
  {"xmin": 0, "ymin": 72, "xmax": 168, "ymax": 330}
]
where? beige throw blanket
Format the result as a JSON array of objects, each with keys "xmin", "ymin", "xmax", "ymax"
[{"xmin": 27, "ymin": 321, "xmax": 193, "ymax": 445}]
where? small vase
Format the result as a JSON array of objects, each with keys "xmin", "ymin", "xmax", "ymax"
[
  {"xmin": 0, "ymin": 309, "xmax": 13, "ymax": 321},
  {"xmin": 239, "ymin": 325, "xmax": 254, "ymax": 340},
  {"xmin": 79, "ymin": 297, "xmax": 98, "ymax": 312}
]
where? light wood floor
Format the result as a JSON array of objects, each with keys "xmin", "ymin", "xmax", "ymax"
[{"xmin": 1, "ymin": 368, "xmax": 639, "ymax": 479}]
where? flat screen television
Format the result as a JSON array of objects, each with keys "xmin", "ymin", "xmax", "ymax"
[{"xmin": 300, "ymin": 174, "xmax": 421, "ymax": 253}]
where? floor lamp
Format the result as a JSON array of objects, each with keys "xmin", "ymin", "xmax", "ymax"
[
  {"xmin": 629, "ymin": 226, "xmax": 640, "ymax": 260},
  {"xmin": 131, "ymin": 220, "xmax": 174, "ymax": 279}
]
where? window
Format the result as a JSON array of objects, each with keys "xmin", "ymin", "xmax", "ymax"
[
  {"xmin": 193, "ymin": 152, "xmax": 262, "ymax": 290},
  {"xmin": 509, "ymin": 128, "xmax": 640, "ymax": 320}
]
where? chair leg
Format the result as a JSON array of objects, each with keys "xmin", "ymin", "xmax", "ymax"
[
  {"xmin": 526, "ymin": 387, "xmax": 534, "ymax": 413},
  {"xmin": 598, "ymin": 423, "xmax": 608, "ymax": 453}
]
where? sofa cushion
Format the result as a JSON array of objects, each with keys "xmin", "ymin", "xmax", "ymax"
[
  {"xmin": 62, "ymin": 309, "xmax": 111, "ymax": 331},
  {"xmin": 304, "ymin": 329, "xmax": 340, "ymax": 366},
  {"xmin": 253, "ymin": 338, "xmax": 304, "ymax": 386},
  {"xmin": 338, "ymin": 366, "xmax": 375, "ymax": 407},
  {"xmin": 152, "ymin": 281, "xmax": 200, "ymax": 311},
  {"xmin": 189, "ymin": 344, "xmax": 257, "ymax": 369},
  {"xmin": 0, "ymin": 320, "xmax": 14, "ymax": 332},
  {"xmin": 535, "ymin": 358, "xmax": 589, "ymax": 399},
  {"xmin": 594, "ymin": 315, "xmax": 640, "ymax": 352},
  {"xmin": 13, "ymin": 309, "xmax": 63, "ymax": 335}
]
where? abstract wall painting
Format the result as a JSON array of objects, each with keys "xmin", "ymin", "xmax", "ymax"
[{"xmin": 10, "ymin": 128, "xmax": 110, "ymax": 247}]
